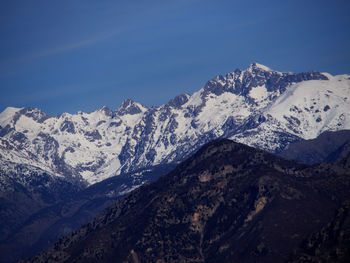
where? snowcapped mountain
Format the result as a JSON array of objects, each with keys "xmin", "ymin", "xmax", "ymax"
[{"xmin": 1, "ymin": 63, "xmax": 349, "ymax": 185}]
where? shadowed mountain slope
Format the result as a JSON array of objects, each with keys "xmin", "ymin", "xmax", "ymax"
[
  {"xmin": 20, "ymin": 139, "xmax": 350, "ymax": 263},
  {"xmin": 278, "ymin": 130, "xmax": 350, "ymax": 165},
  {"xmin": 0, "ymin": 164, "xmax": 175, "ymax": 263}
]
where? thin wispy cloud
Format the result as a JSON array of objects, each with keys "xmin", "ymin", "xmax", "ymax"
[
  {"xmin": 3, "ymin": 82, "xmax": 98, "ymax": 109},
  {"xmin": 1, "ymin": 0, "xmax": 197, "ymax": 66},
  {"xmin": 0, "ymin": 27, "xmax": 126, "ymax": 77},
  {"xmin": 1, "ymin": 0, "xmax": 349, "ymax": 116},
  {"xmin": 19, "ymin": 29, "xmax": 126, "ymax": 61}
]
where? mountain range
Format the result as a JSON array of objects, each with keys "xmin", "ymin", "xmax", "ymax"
[
  {"xmin": 278, "ymin": 129, "xmax": 350, "ymax": 164},
  {"xmin": 1, "ymin": 63, "xmax": 350, "ymax": 262},
  {"xmin": 1, "ymin": 63, "xmax": 349, "ymax": 187}
]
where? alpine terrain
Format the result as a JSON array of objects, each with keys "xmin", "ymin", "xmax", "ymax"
[
  {"xmin": 1, "ymin": 63, "xmax": 350, "ymax": 262},
  {"xmin": 20, "ymin": 139, "xmax": 350, "ymax": 263},
  {"xmin": 1, "ymin": 63, "xmax": 349, "ymax": 187}
]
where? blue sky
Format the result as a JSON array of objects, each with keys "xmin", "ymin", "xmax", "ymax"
[{"xmin": 1, "ymin": 0, "xmax": 349, "ymax": 116}]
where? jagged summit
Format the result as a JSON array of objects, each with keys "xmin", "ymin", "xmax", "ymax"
[
  {"xmin": 97, "ymin": 106, "xmax": 113, "ymax": 117},
  {"xmin": 167, "ymin": 94, "xmax": 190, "ymax": 109},
  {"xmin": 247, "ymin": 62, "xmax": 273, "ymax": 72},
  {"xmin": 115, "ymin": 98, "xmax": 147, "ymax": 116},
  {"xmin": 203, "ymin": 62, "xmax": 328, "ymax": 100},
  {"xmin": 0, "ymin": 107, "xmax": 22, "ymax": 126},
  {"xmin": 0, "ymin": 107, "xmax": 51, "ymax": 127}
]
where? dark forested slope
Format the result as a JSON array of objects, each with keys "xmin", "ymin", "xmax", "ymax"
[{"xmin": 20, "ymin": 139, "xmax": 350, "ymax": 263}]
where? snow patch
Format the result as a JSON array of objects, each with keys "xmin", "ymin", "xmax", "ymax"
[
  {"xmin": 249, "ymin": 85, "xmax": 268, "ymax": 101},
  {"xmin": 0, "ymin": 107, "xmax": 23, "ymax": 126}
]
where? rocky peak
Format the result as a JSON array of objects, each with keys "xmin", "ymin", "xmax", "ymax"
[
  {"xmin": 167, "ymin": 94, "xmax": 190, "ymax": 109},
  {"xmin": 202, "ymin": 75, "xmax": 226, "ymax": 97},
  {"xmin": 202, "ymin": 63, "xmax": 330, "ymax": 99},
  {"xmin": 0, "ymin": 107, "xmax": 22, "ymax": 127},
  {"xmin": 98, "ymin": 106, "xmax": 114, "ymax": 117},
  {"xmin": 115, "ymin": 99, "xmax": 146, "ymax": 116},
  {"xmin": 202, "ymin": 63, "xmax": 275, "ymax": 97},
  {"xmin": 247, "ymin": 62, "xmax": 273, "ymax": 73},
  {"xmin": 0, "ymin": 107, "xmax": 50, "ymax": 127},
  {"xmin": 18, "ymin": 107, "xmax": 51, "ymax": 123}
]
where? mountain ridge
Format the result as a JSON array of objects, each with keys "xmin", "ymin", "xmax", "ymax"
[
  {"xmin": 1, "ymin": 63, "xmax": 349, "ymax": 187},
  {"xmin": 278, "ymin": 129, "xmax": 350, "ymax": 164},
  {"xmin": 3, "ymin": 130, "xmax": 350, "ymax": 263},
  {"xmin": 19, "ymin": 139, "xmax": 350, "ymax": 263}
]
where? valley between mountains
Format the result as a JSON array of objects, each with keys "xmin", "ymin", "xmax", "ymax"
[{"xmin": 1, "ymin": 63, "xmax": 350, "ymax": 262}]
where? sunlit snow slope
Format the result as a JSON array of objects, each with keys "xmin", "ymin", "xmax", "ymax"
[{"xmin": 1, "ymin": 63, "xmax": 349, "ymax": 185}]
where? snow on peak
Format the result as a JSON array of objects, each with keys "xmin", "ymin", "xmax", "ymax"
[
  {"xmin": 19, "ymin": 107, "xmax": 51, "ymax": 122},
  {"xmin": 1, "ymin": 64, "xmax": 349, "ymax": 186},
  {"xmin": 0, "ymin": 106, "xmax": 22, "ymax": 117},
  {"xmin": 168, "ymin": 94, "xmax": 190, "ymax": 108},
  {"xmin": 266, "ymin": 75, "xmax": 350, "ymax": 139},
  {"xmin": 121, "ymin": 98, "xmax": 136, "ymax": 107},
  {"xmin": 321, "ymin": 72, "xmax": 334, "ymax": 79},
  {"xmin": 0, "ymin": 107, "xmax": 23, "ymax": 126},
  {"xmin": 248, "ymin": 62, "xmax": 273, "ymax": 72},
  {"xmin": 116, "ymin": 99, "xmax": 148, "ymax": 116},
  {"xmin": 97, "ymin": 106, "xmax": 113, "ymax": 117}
]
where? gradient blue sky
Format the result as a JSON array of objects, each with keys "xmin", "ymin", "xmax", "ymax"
[{"xmin": 1, "ymin": 0, "xmax": 349, "ymax": 116}]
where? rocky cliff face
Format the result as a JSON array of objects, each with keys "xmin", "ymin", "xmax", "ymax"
[
  {"xmin": 20, "ymin": 139, "xmax": 350, "ymax": 263},
  {"xmin": 1, "ymin": 63, "xmax": 349, "ymax": 187}
]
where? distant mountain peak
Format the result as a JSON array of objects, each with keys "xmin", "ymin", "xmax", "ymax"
[
  {"xmin": 97, "ymin": 106, "xmax": 113, "ymax": 117},
  {"xmin": 116, "ymin": 99, "xmax": 147, "ymax": 116},
  {"xmin": 247, "ymin": 62, "xmax": 273, "ymax": 72},
  {"xmin": 0, "ymin": 107, "xmax": 22, "ymax": 126},
  {"xmin": 167, "ymin": 94, "xmax": 190, "ymax": 108},
  {"xmin": 19, "ymin": 107, "xmax": 51, "ymax": 123},
  {"xmin": 0, "ymin": 106, "xmax": 50, "ymax": 127}
]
